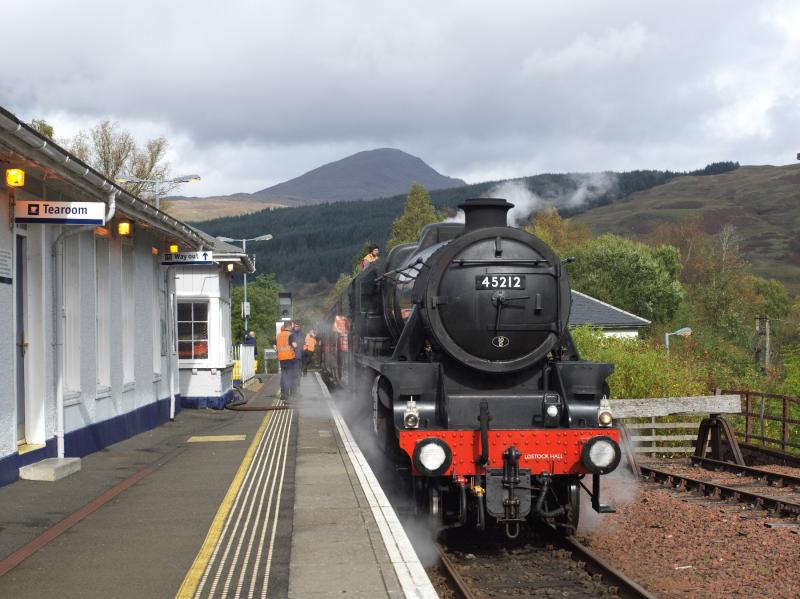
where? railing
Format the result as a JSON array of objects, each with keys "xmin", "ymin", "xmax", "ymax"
[
  {"xmin": 232, "ymin": 344, "xmax": 256, "ymax": 386},
  {"xmin": 722, "ymin": 389, "xmax": 800, "ymax": 453}
]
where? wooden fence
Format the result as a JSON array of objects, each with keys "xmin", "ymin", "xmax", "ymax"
[{"xmin": 610, "ymin": 394, "xmax": 740, "ymax": 455}]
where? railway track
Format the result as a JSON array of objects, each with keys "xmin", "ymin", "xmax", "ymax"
[
  {"xmin": 640, "ymin": 462, "xmax": 800, "ymax": 521},
  {"xmin": 436, "ymin": 532, "xmax": 654, "ymax": 599}
]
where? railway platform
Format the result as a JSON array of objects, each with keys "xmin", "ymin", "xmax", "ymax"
[{"xmin": 0, "ymin": 374, "xmax": 435, "ymax": 598}]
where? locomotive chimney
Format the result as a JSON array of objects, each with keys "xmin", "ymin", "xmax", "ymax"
[{"xmin": 458, "ymin": 198, "xmax": 514, "ymax": 232}]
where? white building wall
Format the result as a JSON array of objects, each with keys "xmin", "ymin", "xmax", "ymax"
[
  {"xmin": 0, "ymin": 188, "xmax": 14, "ymax": 460},
  {"xmin": 2, "ymin": 211, "xmax": 181, "ymax": 483}
]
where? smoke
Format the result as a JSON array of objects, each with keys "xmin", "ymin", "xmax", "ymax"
[
  {"xmin": 562, "ymin": 172, "xmax": 618, "ymax": 210},
  {"xmin": 442, "ymin": 172, "xmax": 620, "ymax": 227}
]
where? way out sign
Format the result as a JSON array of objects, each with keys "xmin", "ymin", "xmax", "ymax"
[
  {"xmin": 162, "ymin": 251, "xmax": 213, "ymax": 265},
  {"xmin": 15, "ymin": 200, "xmax": 106, "ymax": 225}
]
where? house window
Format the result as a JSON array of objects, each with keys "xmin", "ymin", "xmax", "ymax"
[{"xmin": 177, "ymin": 301, "xmax": 209, "ymax": 359}]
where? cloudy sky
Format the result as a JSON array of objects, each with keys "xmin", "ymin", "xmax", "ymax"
[{"xmin": 4, "ymin": 1, "xmax": 799, "ymax": 196}]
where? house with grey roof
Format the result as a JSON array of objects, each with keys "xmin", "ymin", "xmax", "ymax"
[{"xmin": 569, "ymin": 290, "xmax": 651, "ymax": 337}]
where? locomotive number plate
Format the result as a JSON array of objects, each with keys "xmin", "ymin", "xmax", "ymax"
[{"xmin": 475, "ymin": 274, "xmax": 526, "ymax": 289}]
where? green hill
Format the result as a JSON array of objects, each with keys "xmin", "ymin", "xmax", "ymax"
[
  {"xmin": 573, "ymin": 164, "xmax": 800, "ymax": 292},
  {"xmin": 195, "ymin": 168, "xmax": 689, "ymax": 283}
]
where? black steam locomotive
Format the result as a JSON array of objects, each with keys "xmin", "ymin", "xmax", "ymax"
[{"xmin": 320, "ymin": 198, "xmax": 621, "ymax": 537}]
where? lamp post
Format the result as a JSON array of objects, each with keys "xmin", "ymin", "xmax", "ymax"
[
  {"xmin": 217, "ymin": 234, "xmax": 273, "ymax": 332},
  {"xmin": 665, "ymin": 327, "xmax": 692, "ymax": 354},
  {"xmin": 114, "ymin": 174, "xmax": 201, "ymax": 210}
]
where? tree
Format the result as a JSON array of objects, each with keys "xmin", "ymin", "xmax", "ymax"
[
  {"xmin": 568, "ymin": 234, "xmax": 684, "ymax": 323},
  {"xmin": 386, "ymin": 183, "xmax": 440, "ymax": 250},
  {"xmin": 30, "ymin": 119, "xmax": 55, "ymax": 139},
  {"xmin": 66, "ymin": 119, "xmax": 172, "ymax": 203},
  {"xmin": 524, "ymin": 207, "xmax": 591, "ymax": 255},
  {"xmin": 231, "ymin": 274, "xmax": 281, "ymax": 349}
]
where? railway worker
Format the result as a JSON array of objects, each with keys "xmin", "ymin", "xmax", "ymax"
[
  {"xmin": 275, "ymin": 322, "xmax": 297, "ymax": 401},
  {"xmin": 360, "ymin": 244, "xmax": 380, "ymax": 269},
  {"xmin": 302, "ymin": 328, "xmax": 318, "ymax": 375}
]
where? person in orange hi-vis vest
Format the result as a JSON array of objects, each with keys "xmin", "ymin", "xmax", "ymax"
[
  {"xmin": 302, "ymin": 328, "xmax": 318, "ymax": 376},
  {"xmin": 274, "ymin": 321, "xmax": 297, "ymax": 401}
]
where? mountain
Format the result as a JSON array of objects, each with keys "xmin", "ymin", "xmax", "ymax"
[
  {"xmin": 573, "ymin": 164, "xmax": 800, "ymax": 291},
  {"xmin": 254, "ymin": 148, "xmax": 465, "ymax": 204},
  {"xmin": 195, "ymin": 167, "xmax": 688, "ymax": 285},
  {"xmin": 164, "ymin": 148, "xmax": 465, "ymax": 221}
]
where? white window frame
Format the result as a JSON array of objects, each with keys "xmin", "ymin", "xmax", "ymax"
[{"xmin": 177, "ymin": 299, "xmax": 210, "ymax": 364}]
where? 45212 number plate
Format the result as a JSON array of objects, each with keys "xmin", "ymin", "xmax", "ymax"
[{"xmin": 475, "ymin": 274, "xmax": 526, "ymax": 289}]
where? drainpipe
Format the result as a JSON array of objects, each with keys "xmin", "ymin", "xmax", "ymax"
[{"xmin": 51, "ymin": 190, "xmax": 117, "ymax": 458}]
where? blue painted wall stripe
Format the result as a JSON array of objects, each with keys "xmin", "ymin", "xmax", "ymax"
[{"xmin": 0, "ymin": 395, "xmax": 176, "ymax": 488}]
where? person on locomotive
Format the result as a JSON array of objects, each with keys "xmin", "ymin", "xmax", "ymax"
[
  {"xmin": 275, "ymin": 322, "xmax": 297, "ymax": 400},
  {"xmin": 360, "ymin": 244, "xmax": 380, "ymax": 269}
]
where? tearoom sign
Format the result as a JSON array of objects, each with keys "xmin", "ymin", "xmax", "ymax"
[{"xmin": 15, "ymin": 200, "xmax": 106, "ymax": 225}]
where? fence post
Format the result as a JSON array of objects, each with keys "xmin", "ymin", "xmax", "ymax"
[
  {"xmin": 745, "ymin": 392, "xmax": 752, "ymax": 444},
  {"xmin": 759, "ymin": 394, "xmax": 766, "ymax": 446},
  {"xmin": 783, "ymin": 395, "xmax": 790, "ymax": 452}
]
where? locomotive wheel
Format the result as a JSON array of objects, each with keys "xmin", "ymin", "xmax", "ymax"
[{"xmin": 555, "ymin": 476, "xmax": 580, "ymax": 534}]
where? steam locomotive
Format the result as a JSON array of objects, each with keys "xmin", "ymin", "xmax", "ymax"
[{"xmin": 320, "ymin": 198, "xmax": 621, "ymax": 537}]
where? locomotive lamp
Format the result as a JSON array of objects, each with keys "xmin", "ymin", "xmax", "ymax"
[
  {"xmin": 403, "ymin": 398, "xmax": 420, "ymax": 429},
  {"xmin": 412, "ymin": 438, "xmax": 452, "ymax": 477},
  {"xmin": 543, "ymin": 393, "xmax": 561, "ymax": 427},
  {"xmin": 581, "ymin": 436, "xmax": 621, "ymax": 475},
  {"xmin": 597, "ymin": 397, "xmax": 613, "ymax": 427}
]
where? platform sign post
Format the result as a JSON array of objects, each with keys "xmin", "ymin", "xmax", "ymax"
[
  {"xmin": 15, "ymin": 200, "xmax": 106, "ymax": 225},
  {"xmin": 161, "ymin": 251, "xmax": 214, "ymax": 265}
]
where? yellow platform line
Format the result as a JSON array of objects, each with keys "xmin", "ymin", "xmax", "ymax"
[
  {"xmin": 175, "ymin": 411, "xmax": 273, "ymax": 599},
  {"xmin": 187, "ymin": 435, "xmax": 247, "ymax": 443}
]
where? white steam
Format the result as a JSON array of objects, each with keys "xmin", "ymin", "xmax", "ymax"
[{"xmin": 444, "ymin": 172, "xmax": 618, "ymax": 227}]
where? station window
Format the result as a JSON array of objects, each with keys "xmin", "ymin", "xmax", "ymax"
[{"xmin": 177, "ymin": 301, "xmax": 209, "ymax": 360}]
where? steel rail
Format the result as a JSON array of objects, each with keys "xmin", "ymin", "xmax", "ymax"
[
  {"xmin": 691, "ymin": 455, "xmax": 800, "ymax": 488},
  {"xmin": 558, "ymin": 536, "xmax": 657, "ymax": 599},
  {"xmin": 436, "ymin": 537, "xmax": 655, "ymax": 599},
  {"xmin": 436, "ymin": 545, "xmax": 477, "ymax": 599},
  {"xmin": 640, "ymin": 464, "xmax": 800, "ymax": 516}
]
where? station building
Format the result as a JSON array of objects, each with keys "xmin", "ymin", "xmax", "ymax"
[{"xmin": 0, "ymin": 107, "xmax": 252, "ymax": 487}]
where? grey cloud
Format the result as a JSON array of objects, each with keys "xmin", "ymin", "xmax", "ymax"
[{"xmin": 4, "ymin": 0, "xmax": 799, "ymax": 196}]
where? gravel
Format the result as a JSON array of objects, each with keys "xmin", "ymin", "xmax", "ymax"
[{"xmin": 580, "ymin": 461, "xmax": 800, "ymax": 598}]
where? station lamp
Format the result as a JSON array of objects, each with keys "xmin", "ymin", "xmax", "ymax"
[
  {"xmin": 169, "ymin": 243, "xmax": 179, "ymax": 253},
  {"xmin": 117, "ymin": 220, "xmax": 132, "ymax": 237},
  {"xmin": 227, "ymin": 263, "xmax": 234, "ymax": 272},
  {"xmin": 6, "ymin": 168, "xmax": 24, "ymax": 187}
]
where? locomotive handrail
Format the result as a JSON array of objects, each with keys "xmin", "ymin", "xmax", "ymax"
[
  {"xmin": 375, "ymin": 258, "xmax": 427, "ymax": 282},
  {"xmin": 451, "ymin": 258, "xmax": 550, "ymax": 266}
]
